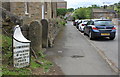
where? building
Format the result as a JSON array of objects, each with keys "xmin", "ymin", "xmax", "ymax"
[
  {"xmin": 2, "ymin": 2, "xmax": 57, "ymax": 25},
  {"xmin": 92, "ymin": 8, "xmax": 117, "ymax": 19},
  {"xmin": 57, "ymin": 1, "xmax": 67, "ymax": 9}
]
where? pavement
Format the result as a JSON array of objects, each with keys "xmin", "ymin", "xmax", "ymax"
[{"xmin": 45, "ymin": 21, "xmax": 117, "ymax": 75}]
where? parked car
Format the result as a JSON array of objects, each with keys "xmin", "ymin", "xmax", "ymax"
[
  {"xmin": 78, "ymin": 20, "xmax": 88, "ymax": 32},
  {"xmin": 76, "ymin": 20, "xmax": 82, "ymax": 29},
  {"xmin": 73, "ymin": 19, "xmax": 79, "ymax": 26},
  {"xmin": 84, "ymin": 19, "xmax": 116, "ymax": 40}
]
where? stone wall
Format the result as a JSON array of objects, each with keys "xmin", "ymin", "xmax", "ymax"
[
  {"xmin": 48, "ymin": 18, "xmax": 64, "ymax": 47},
  {"xmin": 2, "ymin": 2, "xmax": 64, "ymax": 53},
  {"xmin": 21, "ymin": 18, "xmax": 65, "ymax": 52},
  {"xmin": 10, "ymin": 2, "xmax": 42, "ymax": 25},
  {"xmin": 45, "ymin": 2, "xmax": 57, "ymax": 19},
  {"xmin": 93, "ymin": 12, "xmax": 116, "ymax": 19}
]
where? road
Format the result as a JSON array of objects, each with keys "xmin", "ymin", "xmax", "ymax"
[
  {"xmin": 45, "ymin": 21, "xmax": 117, "ymax": 75},
  {"xmin": 80, "ymin": 22, "xmax": 119, "ymax": 72}
]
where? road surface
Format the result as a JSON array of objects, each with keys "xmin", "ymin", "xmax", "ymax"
[
  {"xmin": 80, "ymin": 22, "xmax": 119, "ymax": 72},
  {"xmin": 45, "ymin": 21, "xmax": 117, "ymax": 75}
]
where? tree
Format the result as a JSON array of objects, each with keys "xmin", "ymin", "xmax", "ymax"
[
  {"xmin": 57, "ymin": 8, "xmax": 68, "ymax": 16},
  {"xmin": 67, "ymin": 8, "xmax": 74, "ymax": 12},
  {"xmin": 91, "ymin": 5, "xmax": 100, "ymax": 8},
  {"xmin": 72, "ymin": 7, "xmax": 92, "ymax": 19}
]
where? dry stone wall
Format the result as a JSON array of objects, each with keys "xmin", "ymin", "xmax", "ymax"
[{"xmin": 48, "ymin": 18, "xmax": 64, "ymax": 47}]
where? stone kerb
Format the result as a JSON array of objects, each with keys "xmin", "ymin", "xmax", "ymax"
[
  {"xmin": 41, "ymin": 19, "xmax": 48, "ymax": 48},
  {"xmin": 29, "ymin": 20, "xmax": 42, "ymax": 52}
]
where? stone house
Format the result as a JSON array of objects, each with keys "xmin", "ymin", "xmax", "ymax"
[
  {"xmin": 57, "ymin": 1, "xmax": 67, "ymax": 9},
  {"xmin": 2, "ymin": 2, "xmax": 57, "ymax": 25},
  {"xmin": 1, "ymin": 1, "xmax": 65, "ymax": 51},
  {"xmin": 92, "ymin": 8, "xmax": 117, "ymax": 19}
]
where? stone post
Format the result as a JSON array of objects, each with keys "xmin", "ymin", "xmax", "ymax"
[
  {"xmin": 41, "ymin": 19, "xmax": 48, "ymax": 48},
  {"xmin": 29, "ymin": 21, "xmax": 42, "ymax": 52}
]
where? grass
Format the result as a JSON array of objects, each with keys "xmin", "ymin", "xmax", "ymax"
[
  {"xmin": 30, "ymin": 51, "xmax": 53, "ymax": 73},
  {"xmin": 2, "ymin": 67, "xmax": 31, "ymax": 75},
  {"xmin": 1, "ymin": 34, "xmax": 32, "ymax": 75},
  {"xmin": 56, "ymin": 18, "xmax": 66, "ymax": 27},
  {"xmin": 1, "ymin": 34, "xmax": 53, "ymax": 75}
]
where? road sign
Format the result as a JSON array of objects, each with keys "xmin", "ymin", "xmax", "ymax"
[{"xmin": 13, "ymin": 25, "xmax": 31, "ymax": 68}]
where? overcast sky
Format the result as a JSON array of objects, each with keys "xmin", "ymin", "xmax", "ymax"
[{"xmin": 64, "ymin": 0, "xmax": 120, "ymax": 9}]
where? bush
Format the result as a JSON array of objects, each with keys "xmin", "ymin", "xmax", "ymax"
[{"xmin": 57, "ymin": 8, "xmax": 68, "ymax": 16}]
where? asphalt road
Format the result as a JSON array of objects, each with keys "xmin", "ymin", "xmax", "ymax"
[
  {"xmin": 79, "ymin": 22, "xmax": 119, "ymax": 72},
  {"xmin": 45, "ymin": 21, "xmax": 117, "ymax": 75}
]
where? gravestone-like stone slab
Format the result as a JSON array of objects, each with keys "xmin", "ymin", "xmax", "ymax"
[
  {"xmin": 41, "ymin": 19, "xmax": 48, "ymax": 48},
  {"xmin": 29, "ymin": 21, "xmax": 42, "ymax": 52}
]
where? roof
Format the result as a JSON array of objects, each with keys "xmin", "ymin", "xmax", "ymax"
[
  {"xmin": 92, "ymin": 8, "xmax": 116, "ymax": 13},
  {"xmin": 91, "ymin": 19, "xmax": 111, "ymax": 21}
]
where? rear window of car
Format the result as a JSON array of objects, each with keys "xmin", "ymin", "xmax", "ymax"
[
  {"xmin": 75, "ymin": 20, "xmax": 79, "ymax": 22},
  {"xmin": 82, "ymin": 20, "xmax": 87, "ymax": 22},
  {"xmin": 94, "ymin": 20, "xmax": 114, "ymax": 26}
]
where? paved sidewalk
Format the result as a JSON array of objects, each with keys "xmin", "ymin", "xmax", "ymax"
[{"xmin": 45, "ymin": 21, "xmax": 117, "ymax": 75}]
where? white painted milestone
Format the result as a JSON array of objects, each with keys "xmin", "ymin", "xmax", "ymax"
[{"xmin": 13, "ymin": 25, "xmax": 31, "ymax": 68}]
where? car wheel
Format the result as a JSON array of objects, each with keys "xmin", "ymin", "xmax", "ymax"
[
  {"xmin": 77, "ymin": 26, "xmax": 79, "ymax": 29},
  {"xmin": 109, "ymin": 36, "xmax": 115, "ymax": 40},
  {"xmin": 84, "ymin": 32, "xmax": 86, "ymax": 35},
  {"xmin": 89, "ymin": 31, "xmax": 94, "ymax": 40},
  {"xmin": 79, "ymin": 28, "xmax": 82, "ymax": 32}
]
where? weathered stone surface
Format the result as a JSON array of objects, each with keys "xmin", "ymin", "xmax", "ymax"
[
  {"xmin": 21, "ymin": 24, "xmax": 29, "ymax": 39},
  {"xmin": 29, "ymin": 21, "xmax": 42, "ymax": 52},
  {"xmin": 47, "ymin": 18, "xmax": 63, "ymax": 48},
  {"xmin": 41, "ymin": 19, "xmax": 48, "ymax": 48}
]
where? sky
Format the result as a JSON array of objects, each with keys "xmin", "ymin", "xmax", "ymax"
[{"xmin": 64, "ymin": 0, "xmax": 120, "ymax": 9}]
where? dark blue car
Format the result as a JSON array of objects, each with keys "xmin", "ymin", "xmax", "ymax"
[{"xmin": 84, "ymin": 19, "xmax": 116, "ymax": 40}]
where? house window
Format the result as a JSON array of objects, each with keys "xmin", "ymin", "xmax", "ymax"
[
  {"xmin": 25, "ymin": 2, "xmax": 29, "ymax": 15},
  {"xmin": 44, "ymin": 2, "xmax": 47, "ymax": 14},
  {"xmin": 51, "ymin": 3, "xmax": 54, "ymax": 18}
]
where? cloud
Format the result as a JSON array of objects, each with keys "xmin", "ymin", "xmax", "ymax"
[{"xmin": 65, "ymin": 0, "xmax": 119, "ymax": 9}]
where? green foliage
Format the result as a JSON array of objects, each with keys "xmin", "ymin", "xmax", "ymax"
[
  {"xmin": 30, "ymin": 51, "xmax": 53, "ymax": 73},
  {"xmin": 73, "ymin": 8, "xmax": 92, "ymax": 19},
  {"xmin": 2, "ymin": 34, "xmax": 12, "ymax": 53},
  {"xmin": 38, "ymin": 51, "xmax": 46, "ymax": 58},
  {"xmin": 57, "ymin": 8, "xmax": 68, "ymax": 16},
  {"xmin": 56, "ymin": 18, "xmax": 66, "ymax": 27},
  {"xmin": 30, "ymin": 57, "xmax": 42, "ymax": 68},
  {"xmin": 59, "ymin": 21, "xmax": 66, "ymax": 26},
  {"xmin": 2, "ymin": 67, "xmax": 31, "ymax": 75},
  {"xmin": 67, "ymin": 8, "xmax": 74, "ymax": 12},
  {"xmin": 90, "ymin": 5, "xmax": 100, "ymax": 8},
  {"xmin": 1, "ymin": 34, "xmax": 12, "ymax": 65},
  {"xmin": 1, "ymin": 34, "xmax": 32, "ymax": 75},
  {"xmin": 41, "ymin": 59, "xmax": 53, "ymax": 73},
  {"xmin": 1, "ymin": 31, "xmax": 54, "ymax": 75}
]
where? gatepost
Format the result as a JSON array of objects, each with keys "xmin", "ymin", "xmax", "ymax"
[
  {"xmin": 29, "ymin": 21, "xmax": 42, "ymax": 52},
  {"xmin": 41, "ymin": 19, "xmax": 48, "ymax": 48}
]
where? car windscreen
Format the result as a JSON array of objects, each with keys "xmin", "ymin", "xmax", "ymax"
[
  {"xmin": 94, "ymin": 20, "xmax": 114, "ymax": 26},
  {"xmin": 75, "ymin": 20, "xmax": 79, "ymax": 22},
  {"xmin": 83, "ymin": 22, "xmax": 87, "ymax": 24}
]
